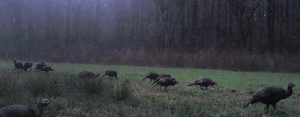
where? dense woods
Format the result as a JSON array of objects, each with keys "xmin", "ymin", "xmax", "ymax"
[{"xmin": 0, "ymin": 0, "xmax": 299, "ymax": 72}]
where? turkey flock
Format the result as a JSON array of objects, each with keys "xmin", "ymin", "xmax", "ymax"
[
  {"xmin": 13, "ymin": 60, "xmax": 54, "ymax": 73},
  {"xmin": 0, "ymin": 60, "xmax": 296, "ymax": 116}
]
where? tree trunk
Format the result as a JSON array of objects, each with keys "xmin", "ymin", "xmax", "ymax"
[{"xmin": 267, "ymin": 0, "xmax": 275, "ymax": 53}]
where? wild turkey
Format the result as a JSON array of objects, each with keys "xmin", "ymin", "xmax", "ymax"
[
  {"xmin": 35, "ymin": 62, "xmax": 47, "ymax": 71},
  {"xmin": 244, "ymin": 83, "xmax": 295, "ymax": 111},
  {"xmin": 0, "ymin": 98, "xmax": 50, "ymax": 117},
  {"xmin": 188, "ymin": 78, "xmax": 217, "ymax": 90},
  {"xmin": 153, "ymin": 77, "xmax": 178, "ymax": 91},
  {"xmin": 102, "ymin": 70, "xmax": 118, "ymax": 80},
  {"xmin": 23, "ymin": 62, "xmax": 33, "ymax": 72},
  {"xmin": 152, "ymin": 74, "xmax": 172, "ymax": 85},
  {"xmin": 78, "ymin": 71, "xmax": 100, "ymax": 79},
  {"xmin": 13, "ymin": 60, "xmax": 23, "ymax": 70},
  {"xmin": 40, "ymin": 66, "xmax": 54, "ymax": 73},
  {"xmin": 143, "ymin": 72, "xmax": 160, "ymax": 83}
]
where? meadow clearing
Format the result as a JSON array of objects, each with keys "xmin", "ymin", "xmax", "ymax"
[{"xmin": 0, "ymin": 60, "xmax": 299, "ymax": 117}]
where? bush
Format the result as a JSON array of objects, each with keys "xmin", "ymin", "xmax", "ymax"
[
  {"xmin": 0, "ymin": 70, "xmax": 20, "ymax": 97},
  {"xmin": 69, "ymin": 77, "xmax": 113, "ymax": 95},
  {"xmin": 112, "ymin": 79, "xmax": 133, "ymax": 102},
  {"xmin": 24, "ymin": 74, "xmax": 61, "ymax": 97}
]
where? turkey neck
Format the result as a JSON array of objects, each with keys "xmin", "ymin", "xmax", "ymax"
[
  {"xmin": 36, "ymin": 104, "xmax": 44, "ymax": 117},
  {"xmin": 284, "ymin": 86, "xmax": 293, "ymax": 98}
]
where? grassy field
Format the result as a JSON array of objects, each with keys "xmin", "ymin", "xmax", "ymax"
[{"xmin": 0, "ymin": 60, "xmax": 299, "ymax": 117}]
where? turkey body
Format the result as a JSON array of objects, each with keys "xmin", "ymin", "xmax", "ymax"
[
  {"xmin": 143, "ymin": 72, "xmax": 160, "ymax": 82},
  {"xmin": 188, "ymin": 78, "xmax": 216, "ymax": 90},
  {"xmin": 103, "ymin": 70, "xmax": 118, "ymax": 79},
  {"xmin": 153, "ymin": 77, "xmax": 178, "ymax": 91},
  {"xmin": 244, "ymin": 83, "xmax": 295, "ymax": 110},
  {"xmin": 0, "ymin": 105, "xmax": 37, "ymax": 117},
  {"xmin": 79, "ymin": 71, "xmax": 100, "ymax": 78}
]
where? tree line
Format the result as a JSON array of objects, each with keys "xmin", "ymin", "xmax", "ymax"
[{"xmin": 0, "ymin": 0, "xmax": 299, "ymax": 71}]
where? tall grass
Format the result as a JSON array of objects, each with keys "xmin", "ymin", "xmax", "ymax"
[
  {"xmin": 0, "ymin": 66, "xmax": 299, "ymax": 117},
  {"xmin": 68, "ymin": 76, "xmax": 114, "ymax": 96},
  {"xmin": 68, "ymin": 76, "xmax": 134, "ymax": 102},
  {"xmin": 24, "ymin": 74, "xmax": 62, "ymax": 97},
  {"xmin": 112, "ymin": 79, "xmax": 133, "ymax": 101},
  {"xmin": 0, "ymin": 70, "xmax": 19, "ymax": 97}
]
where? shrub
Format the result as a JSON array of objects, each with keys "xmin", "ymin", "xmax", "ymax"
[
  {"xmin": 0, "ymin": 70, "xmax": 20, "ymax": 97},
  {"xmin": 112, "ymin": 79, "xmax": 133, "ymax": 102},
  {"xmin": 69, "ymin": 77, "xmax": 113, "ymax": 95},
  {"xmin": 24, "ymin": 75, "xmax": 61, "ymax": 97}
]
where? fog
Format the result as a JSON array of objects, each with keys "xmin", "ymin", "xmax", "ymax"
[{"xmin": 0, "ymin": 0, "xmax": 300, "ymax": 71}]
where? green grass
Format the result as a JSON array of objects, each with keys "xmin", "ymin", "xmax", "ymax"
[{"xmin": 0, "ymin": 60, "xmax": 300, "ymax": 117}]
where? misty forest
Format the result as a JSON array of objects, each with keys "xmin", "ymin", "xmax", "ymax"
[
  {"xmin": 0, "ymin": 0, "xmax": 300, "ymax": 117},
  {"xmin": 0, "ymin": 0, "xmax": 300, "ymax": 71}
]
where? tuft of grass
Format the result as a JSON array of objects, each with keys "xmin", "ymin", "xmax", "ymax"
[
  {"xmin": 0, "ymin": 70, "xmax": 20, "ymax": 97},
  {"xmin": 112, "ymin": 79, "xmax": 133, "ymax": 102},
  {"xmin": 24, "ymin": 74, "xmax": 61, "ymax": 97},
  {"xmin": 69, "ymin": 77, "xmax": 113, "ymax": 95}
]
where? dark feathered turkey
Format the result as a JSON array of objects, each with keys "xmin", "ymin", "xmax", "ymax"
[
  {"xmin": 35, "ymin": 62, "xmax": 47, "ymax": 71},
  {"xmin": 102, "ymin": 70, "xmax": 118, "ymax": 80},
  {"xmin": 13, "ymin": 60, "xmax": 23, "ymax": 71},
  {"xmin": 152, "ymin": 74, "xmax": 172, "ymax": 85},
  {"xmin": 23, "ymin": 62, "xmax": 33, "ymax": 72},
  {"xmin": 143, "ymin": 72, "xmax": 160, "ymax": 82},
  {"xmin": 244, "ymin": 83, "xmax": 295, "ymax": 110},
  {"xmin": 153, "ymin": 77, "xmax": 178, "ymax": 91},
  {"xmin": 79, "ymin": 71, "xmax": 100, "ymax": 79},
  {"xmin": 188, "ymin": 78, "xmax": 217, "ymax": 90},
  {"xmin": 40, "ymin": 66, "xmax": 54, "ymax": 73},
  {"xmin": 0, "ymin": 98, "xmax": 50, "ymax": 117}
]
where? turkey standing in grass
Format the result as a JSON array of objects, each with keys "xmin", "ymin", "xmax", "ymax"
[
  {"xmin": 188, "ymin": 78, "xmax": 217, "ymax": 90},
  {"xmin": 23, "ymin": 62, "xmax": 33, "ymax": 72},
  {"xmin": 79, "ymin": 71, "xmax": 100, "ymax": 79},
  {"xmin": 152, "ymin": 74, "xmax": 172, "ymax": 85},
  {"xmin": 35, "ymin": 62, "xmax": 47, "ymax": 71},
  {"xmin": 102, "ymin": 70, "xmax": 118, "ymax": 80},
  {"xmin": 40, "ymin": 66, "xmax": 54, "ymax": 73},
  {"xmin": 153, "ymin": 77, "xmax": 178, "ymax": 91},
  {"xmin": 143, "ymin": 72, "xmax": 160, "ymax": 83},
  {"xmin": 244, "ymin": 83, "xmax": 295, "ymax": 112},
  {"xmin": 0, "ymin": 98, "xmax": 50, "ymax": 117},
  {"xmin": 13, "ymin": 60, "xmax": 23, "ymax": 71}
]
